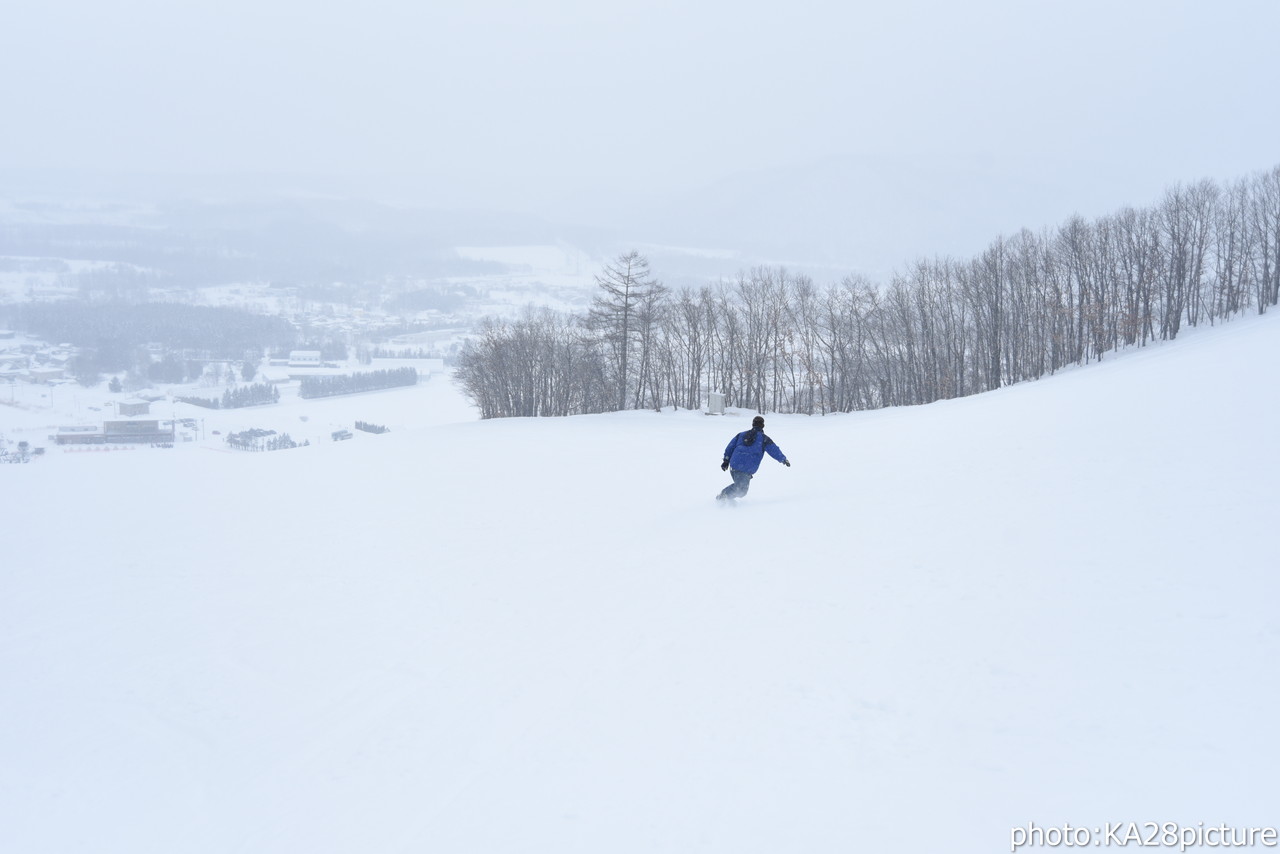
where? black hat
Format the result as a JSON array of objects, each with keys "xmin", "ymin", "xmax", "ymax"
[{"xmin": 751, "ymin": 415, "xmax": 765, "ymax": 428}]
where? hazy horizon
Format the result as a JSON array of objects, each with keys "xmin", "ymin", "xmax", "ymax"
[{"xmin": 4, "ymin": 0, "xmax": 1279, "ymax": 275}]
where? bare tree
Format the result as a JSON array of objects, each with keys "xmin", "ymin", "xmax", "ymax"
[
  {"xmin": 585, "ymin": 251, "xmax": 666, "ymax": 411},
  {"xmin": 457, "ymin": 162, "xmax": 1279, "ymax": 421},
  {"xmin": 1249, "ymin": 165, "xmax": 1280, "ymax": 311}
]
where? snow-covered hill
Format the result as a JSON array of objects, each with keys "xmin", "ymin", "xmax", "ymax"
[{"xmin": 4, "ymin": 316, "xmax": 1278, "ymax": 853}]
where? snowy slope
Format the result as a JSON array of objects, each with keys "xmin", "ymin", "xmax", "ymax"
[{"xmin": 3, "ymin": 316, "xmax": 1279, "ymax": 853}]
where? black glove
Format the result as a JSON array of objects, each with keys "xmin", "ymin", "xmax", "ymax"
[
  {"xmin": 721, "ymin": 459, "xmax": 729, "ymax": 471},
  {"xmin": 783, "ymin": 459, "xmax": 791, "ymax": 467}
]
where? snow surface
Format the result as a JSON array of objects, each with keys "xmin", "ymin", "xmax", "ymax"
[{"xmin": 3, "ymin": 316, "xmax": 1279, "ymax": 853}]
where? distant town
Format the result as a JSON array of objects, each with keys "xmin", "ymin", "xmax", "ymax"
[
  {"xmin": 0, "ymin": 279, "xmax": 516, "ymax": 462},
  {"xmin": 0, "ymin": 241, "xmax": 614, "ymax": 464}
]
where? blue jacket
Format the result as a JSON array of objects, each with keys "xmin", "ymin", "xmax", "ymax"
[{"xmin": 724, "ymin": 428, "xmax": 787, "ymax": 474}]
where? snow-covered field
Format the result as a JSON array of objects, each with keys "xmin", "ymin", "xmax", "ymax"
[
  {"xmin": 3, "ymin": 315, "xmax": 1278, "ymax": 853},
  {"xmin": 452, "ymin": 244, "xmax": 598, "ymax": 314},
  {"xmin": 454, "ymin": 244, "xmax": 595, "ymax": 280},
  {"xmin": 0, "ymin": 257, "xmax": 123, "ymax": 303}
]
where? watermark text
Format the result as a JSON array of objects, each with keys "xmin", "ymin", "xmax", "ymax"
[{"xmin": 1011, "ymin": 822, "xmax": 1277, "ymax": 852}]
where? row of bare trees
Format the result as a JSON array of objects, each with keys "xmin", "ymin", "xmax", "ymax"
[{"xmin": 456, "ymin": 165, "xmax": 1280, "ymax": 418}]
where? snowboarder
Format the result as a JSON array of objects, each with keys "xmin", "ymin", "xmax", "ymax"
[{"xmin": 717, "ymin": 415, "xmax": 789, "ymax": 502}]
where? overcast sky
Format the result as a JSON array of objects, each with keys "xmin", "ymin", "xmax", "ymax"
[{"xmin": 3, "ymin": 0, "xmax": 1278, "ymax": 268}]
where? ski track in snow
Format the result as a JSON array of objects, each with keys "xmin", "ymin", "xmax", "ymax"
[{"xmin": 3, "ymin": 315, "xmax": 1279, "ymax": 853}]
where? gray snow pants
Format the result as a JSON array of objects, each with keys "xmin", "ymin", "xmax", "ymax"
[{"xmin": 718, "ymin": 468, "xmax": 753, "ymax": 500}]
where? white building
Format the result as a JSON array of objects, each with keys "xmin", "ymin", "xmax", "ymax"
[{"xmin": 288, "ymin": 350, "xmax": 323, "ymax": 367}]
